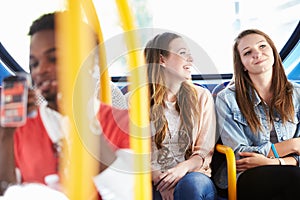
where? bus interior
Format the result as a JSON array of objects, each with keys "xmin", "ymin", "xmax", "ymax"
[{"xmin": 0, "ymin": 0, "xmax": 299, "ymax": 200}]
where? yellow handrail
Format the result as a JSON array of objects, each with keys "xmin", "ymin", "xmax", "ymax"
[
  {"xmin": 59, "ymin": 0, "xmax": 151, "ymax": 199},
  {"xmin": 57, "ymin": 1, "xmax": 99, "ymax": 199},
  {"xmin": 81, "ymin": 0, "xmax": 111, "ymax": 104},
  {"xmin": 216, "ymin": 144, "xmax": 237, "ymax": 200},
  {"xmin": 115, "ymin": 0, "xmax": 152, "ymax": 199}
]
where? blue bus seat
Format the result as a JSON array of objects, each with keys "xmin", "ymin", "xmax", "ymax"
[{"xmin": 211, "ymin": 81, "xmax": 230, "ymax": 101}]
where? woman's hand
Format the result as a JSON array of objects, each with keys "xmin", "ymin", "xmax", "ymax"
[
  {"xmin": 152, "ymin": 170, "xmax": 163, "ymax": 186},
  {"xmin": 160, "ymin": 187, "xmax": 175, "ymax": 200},
  {"xmin": 236, "ymin": 152, "xmax": 278, "ymax": 172},
  {"xmin": 152, "ymin": 170, "xmax": 175, "ymax": 200},
  {"xmin": 155, "ymin": 155, "xmax": 202, "ymax": 191},
  {"xmin": 156, "ymin": 163, "xmax": 188, "ymax": 192}
]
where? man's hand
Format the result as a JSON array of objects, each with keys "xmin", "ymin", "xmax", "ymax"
[{"xmin": 27, "ymin": 88, "xmax": 38, "ymax": 115}]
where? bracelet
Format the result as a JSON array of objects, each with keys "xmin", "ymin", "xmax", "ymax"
[
  {"xmin": 271, "ymin": 143, "xmax": 279, "ymax": 158},
  {"xmin": 278, "ymin": 158, "xmax": 286, "ymax": 165}
]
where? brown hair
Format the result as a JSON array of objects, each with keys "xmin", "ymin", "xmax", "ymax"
[
  {"xmin": 233, "ymin": 29, "xmax": 294, "ymax": 133},
  {"xmin": 144, "ymin": 32, "xmax": 200, "ymax": 159}
]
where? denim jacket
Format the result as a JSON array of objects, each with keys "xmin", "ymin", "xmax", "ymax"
[{"xmin": 214, "ymin": 81, "xmax": 300, "ymax": 188}]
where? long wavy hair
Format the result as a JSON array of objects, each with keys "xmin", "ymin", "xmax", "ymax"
[
  {"xmin": 144, "ymin": 32, "xmax": 200, "ymax": 159},
  {"xmin": 233, "ymin": 29, "xmax": 294, "ymax": 133}
]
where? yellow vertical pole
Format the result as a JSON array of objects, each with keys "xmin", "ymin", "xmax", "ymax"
[
  {"xmin": 81, "ymin": 0, "xmax": 111, "ymax": 104},
  {"xmin": 56, "ymin": 1, "xmax": 98, "ymax": 199},
  {"xmin": 115, "ymin": 0, "xmax": 152, "ymax": 199},
  {"xmin": 216, "ymin": 144, "xmax": 237, "ymax": 200}
]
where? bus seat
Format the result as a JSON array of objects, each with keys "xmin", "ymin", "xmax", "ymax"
[
  {"xmin": 211, "ymin": 81, "xmax": 230, "ymax": 101},
  {"xmin": 120, "ymin": 85, "xmax": 129, "ymax": 94},
  {"xmin": 210, "ymin": 81, "xmax": 236, "ymax": 200},
  {"xmin": 121, "ymin": 82, "xmax": 210, "ymax": 95}
]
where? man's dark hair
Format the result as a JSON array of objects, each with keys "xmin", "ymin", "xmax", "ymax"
[
  {"xmin": 28, "ymin": 12, "xmax": 55, "ymax": 36},
  {"xmin": 28, "ymin": 11, "xmax": 98, "ymax": 44}
]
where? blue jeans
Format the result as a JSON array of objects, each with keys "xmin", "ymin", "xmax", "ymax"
[{"xmin": 153, "ymin": 172, "xmax": 217, "ymax": 200}]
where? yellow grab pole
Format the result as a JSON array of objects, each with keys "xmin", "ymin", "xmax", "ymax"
[
  {"xmin": 81, "ymin": 0, "xmax": 111, "ymax": 104},
  {"xmin": 57, "ymin": 1, "xmax": 98, "ymax": 199},
  {"xmin": 216, "ymin": 144, "xmax": 237, "ymax": 200},
  {"xmin": 115, "ymin": 0, "xmax": 152, "ymax": 199}
]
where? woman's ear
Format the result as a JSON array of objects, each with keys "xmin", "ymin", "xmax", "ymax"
[{"xmin": 159, "ymin": 54, "xmax": 166, "ymax": 67}]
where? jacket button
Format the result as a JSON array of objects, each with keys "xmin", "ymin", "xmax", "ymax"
[{"xmin": 282, "ymin": 136, "xmax": 287, "ymax": 140}]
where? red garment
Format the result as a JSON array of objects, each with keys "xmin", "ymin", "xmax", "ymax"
[
  {"xmin": 13, "ymin": 103, "xmax": 129, "ymax": 200},
  {"xmin": 97, "ymin": 103, "xmax": 130, "ymax": 149},
  {"xmin": 95, "ymin": 103, "xmax": 130, "ymax": 200},
  {"xmin": 14, "ymin": 109, "xmax": 58, "ymax": 184}
]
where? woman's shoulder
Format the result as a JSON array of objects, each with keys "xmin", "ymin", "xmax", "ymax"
[
  {"xmin": 291, "ymin": 81, "xmax": 300, "ymax": 90},
  {"xmin": 214, "ymin": 83, "xmax": 238, "ymax": 109},
  {"xmin": 216, "ymin": 83, "xmax": 236, "ymax": 99},
  {"xmin": 291, "ymin": 81, "xmax": 300, "ymax": 98}
]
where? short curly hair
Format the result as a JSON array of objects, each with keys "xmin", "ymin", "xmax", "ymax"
[
  {"xmin": 28, "ymin": 11, "xmax": 98, "ymax": 44},
  {"xmin": 28, "ymin": 12, "xmax": 56, "ymax": 36}
]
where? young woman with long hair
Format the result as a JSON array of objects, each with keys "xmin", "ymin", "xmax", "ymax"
[
  {"xmin": 144, "ymin": 32, "xmax": 217, "ymax": 200},
  {"xmin": 216, "ymin": 29, "xmax": 300, "ymax": 200}
]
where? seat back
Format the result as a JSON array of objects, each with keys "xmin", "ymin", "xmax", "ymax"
[
  {"xmin": 211, "ymin": 81, "xmax": 230, "ymax": 101},
  {"xmin": 211, "ymin": 80, "xmax": 231, "ymax": 199}
]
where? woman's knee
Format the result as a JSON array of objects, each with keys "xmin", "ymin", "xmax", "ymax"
[{"xmin": 174, "ymin": 172, "xmax": 217, "ymax": 200}]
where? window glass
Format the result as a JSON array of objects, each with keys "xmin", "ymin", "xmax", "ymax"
[
  {"xmin": 0, "ymin": 0, "xmax": 299, "ymax": 76},
  {"xmin": 97, "ymin": 0, "xmax": 299, "ymax": 76},
  {"xmin": 0, "ymin": 0, "xmax": 64, "ymax": 72}
]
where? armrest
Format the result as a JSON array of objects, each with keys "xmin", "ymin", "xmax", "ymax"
[{"xmin": 216, "ymin": 144, "xmax": 237, "ymax": 200}]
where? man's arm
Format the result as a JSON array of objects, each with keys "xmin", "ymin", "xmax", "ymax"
[{"xmin": 0, "ymin": 127, "xmax": 17, "ymax": 195}]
